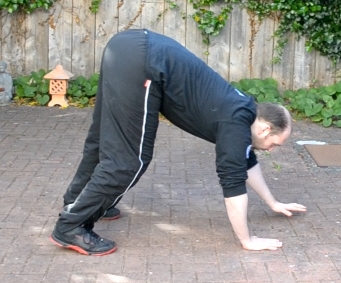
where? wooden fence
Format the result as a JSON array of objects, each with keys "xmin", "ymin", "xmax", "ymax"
[{"xmin": 0, "ymin": 0, "xmax": 340, "ymax": 91}]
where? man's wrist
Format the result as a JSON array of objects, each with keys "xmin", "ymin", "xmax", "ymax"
[
  {"xmin": 268, "ymin": 200, "xmax": 279, "ymax": 210},
  {"xmin": 241, "ymin": 238, "xmax": 252, "ymax": 249},
  {"xmin": 239, "ymin": 235, "xmax": 251, "ymax": 246}
]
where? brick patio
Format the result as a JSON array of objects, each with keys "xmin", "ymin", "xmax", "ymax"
[{"xmin": 0, "ymin": 105, "xmax": 340, "ymax": 283}]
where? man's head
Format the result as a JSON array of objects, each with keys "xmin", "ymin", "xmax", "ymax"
[{"xmin": 251, "ymin": 103, "xmax": 292, "ymax": 151}]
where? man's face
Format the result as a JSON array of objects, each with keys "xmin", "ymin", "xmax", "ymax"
[{"xmin": 252, "ymin": 126, "xmax": 291, "ymax": 152}]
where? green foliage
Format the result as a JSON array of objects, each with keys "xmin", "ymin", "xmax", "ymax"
[
  {"xmin": 166, "ymin": 0, "xmax": 179, "ymax": 10},
  {"xmin": 283, "ymin": 81, "xmax": 341, "ymax": 127},
  {"xmin": 242, "ymin": 0, "xmax": 273, "ymax": 20},
  {"xmin": 191, "ymin": 0, "xmax": 235, "ymax": 45},
  {"xmin": 232, "ymin": 77, "xmax": 341, "ymax": 128},
  {"xmin": 186, "ymin": 0, "xmax": 341, "ymax": 64},
  {"xmin": 67, "ymin": 73, "xmax": 99, "ymax": 107},
  {"xmin": 14, "ymin": 69, "xmax": 50, "ymax": 106},
  {"xmin": 231, "ymin": 78, "xmax": 284, "ymax": 104},
  {"xmin": 272, "ymin": 161, "xmax": 282, "ymax": 170},
  {"xmin": 271, "ymin": 0, "xmax": 341, "ymax": 64},
  {"xmin": 13, "ymin": 71, "xmax": 99, "ymax": 107},
  {"xmin": 11, "ymin": 68, "xmax": 341, "ymax": 128},
  {"xmin": 0, "ymin": 0, "xmax": 55, "ymax": 13},
  {"xmin": 0, "ymin": 0, "xmax": 100, "ymax": 14},
  {"xmin": 155, "ymin": 0, "xmax": 182, "ymax": 24},
  {"xmin": 89, "ymin": 0, "xmax": 101, "ymax": 13},
  {"xmin": 87, "ymin": 1, "xmax": 341, "ymax": 65}
]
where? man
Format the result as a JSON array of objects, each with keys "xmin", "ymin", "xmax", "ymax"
[{"xmin": 50, "ymin": 29, "xmax": 306, "ymax": 255}]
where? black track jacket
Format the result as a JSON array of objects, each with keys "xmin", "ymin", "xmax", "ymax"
[{"xmin": 146, "ymin": 30, "xmax": 258, "ymax": 198}]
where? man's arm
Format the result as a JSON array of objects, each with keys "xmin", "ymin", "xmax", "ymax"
[
  {"xmin": 246, "ymin": 163, "xmax": 307, "ymax": 216},
  {"xmin": 224, "ymin": 194, "xmax": 283, "ymax": 250},
  {"xmin": 224, "ymin": 163, "xmax": 306, "ymax": 251}
]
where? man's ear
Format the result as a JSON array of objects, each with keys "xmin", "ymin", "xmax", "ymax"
[{"xmin": 258, "ymin": 121, "xmax": 271, "ymax": 137}]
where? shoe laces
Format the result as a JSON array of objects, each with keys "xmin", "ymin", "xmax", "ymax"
[{"xmin": 83, "ymin": 228, "xmax": 104, "ymax": 246}]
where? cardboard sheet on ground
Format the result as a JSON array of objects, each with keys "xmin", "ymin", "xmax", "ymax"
[{"xmin": 304, "ymin": 144, "xmax": 341, "ymax": 167}]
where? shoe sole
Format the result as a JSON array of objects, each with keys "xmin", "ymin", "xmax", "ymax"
[
  {"xmin": 49, "ymin": 234, "xmax": 117, "ymax": 256},
  {"xmin": 101, "ymin": 214, "xmax": 120, "ymax": 221}
]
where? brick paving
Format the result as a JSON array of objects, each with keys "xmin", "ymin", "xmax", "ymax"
[{"xmin": 0, "ymin": 105, "xmax": 340, "ymax": 283}]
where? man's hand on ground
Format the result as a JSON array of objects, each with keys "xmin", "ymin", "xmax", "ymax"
[
  {"xmin": 271, "ymin": 201, "xmax": 307, "ymax": 217},
  {"xmin": 242, "ymin": 236, "xmax": 283, "ymax": 251}
]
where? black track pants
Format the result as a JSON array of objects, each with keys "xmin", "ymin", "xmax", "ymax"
[{"xmin": 57, "ymin": 30, "xmax": 161, "ymax": 233}]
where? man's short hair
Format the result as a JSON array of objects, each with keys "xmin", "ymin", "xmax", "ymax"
[{"xmin": 256, "ymin": 102, "xmax": 291, "ymax": 135}]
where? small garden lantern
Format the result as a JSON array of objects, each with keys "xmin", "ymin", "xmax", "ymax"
[{"xmin": 44, "ymin": 65, "xmax": 74, "ymax": 107}]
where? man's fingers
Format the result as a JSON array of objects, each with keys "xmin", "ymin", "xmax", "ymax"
[
  {"xmin": 287, "ymin": 203, "xmax": 307, "ymax": 211},
  {"xmin": 275, "ymin": 203, "xmax": 307, "ymax": 215},
  {"xmin": 279, "ymin": 203, "xmax": 307, "ymax": 217},
  {"xmin": 267, "ymin": 238, "xmax": 283, "ymax": 248},
  {"xmin": 295, "ymin": 203, "xmax": 307, "ymax": 210},
  {"xmin": 244, "ymin": 237, "xmax": 283, "ymax": 251},
  {"xmin": 282, "ymin": 210, "xmax": 292, "ymax": 217}
]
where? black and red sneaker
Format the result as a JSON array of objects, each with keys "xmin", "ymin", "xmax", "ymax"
[
  {"xmin": 101, "ymin": 207, "xmax": 121, "ymax": 221},
  {"xmin": 50, "ymin": 226, "xmax": 117, "ymax": 256}
]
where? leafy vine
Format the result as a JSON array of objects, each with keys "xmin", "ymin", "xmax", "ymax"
[
  {"xmin": 2, "ymin": 0, "xmax": 340, "ymax": 65},
  {"xmin": 89, "ymin": 0, "xmax": 102, "ymax": 13},
  {"xmin": 0, "ymin": 0, "xmax": 55, "ymax": 13},
  {"xmin": 188, "ymin": 0, "xmax": 341, "ymax": 64},
  {"xmin": 190, "ymin": 0, "xmax": 236, "ymax": 45},
  {"xmin": 271, "ymin": 0, "xmax": 341, "ymax": 64}
]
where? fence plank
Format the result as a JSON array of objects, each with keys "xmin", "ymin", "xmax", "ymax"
[
  {"xmin": 94, "ymin": 0, "xmax": 119, "ymax": 73},
  {"xmin": 185, "ymin": 2, "xmax": 207, "ymax": 63},
  {"xmin": 314, "ymin": 54, "xmax": 337, "ymax": 87},
  {"xmin": 229, "ymin": 8, "xmax": 252, "ymax": 82},
  {"xmin": 71, "ymin": 1, "xmax": 96, "ymax": 77},
  {"xmin": 207, "ymin": 3, "xmax": 232, "ymax": 81},
  {"xmin": 272, "ymin": 23, "xmax": 296, "ymax": 91},
  {"xmin": 118, "ymin": 0, "xmax": 143, "ymax": 31},
  {"xmin": 143, "ymin": 0, "xmax": 165, "ymax": 34},
  {"xmin": 251, "ymin": 17, "xmax": 274, "ymax": 79},
  {"xmin": 335, "ymin": 63, "xmax": 341, "ymax": 83},
  {"xmin": 49, "ymin": 0, "xmax": 73, "ymax": 73},
  {"xmin": 142, "ymin": 2, "xmax": 164, "ymax": 34},
  {"xmin": 163, "ymin": 0, "xmax": 186, "ymax": 46},
  {"xmin": 1, "ymin": 12, "xmax": 27, "ymax": 76},
  {"xmin": 25, "ymin": 10, "xmax": 50, "ymax": 73},
  {"xmin": 293, "ymin": 38, "xmax": 316, "ymax": 90}
]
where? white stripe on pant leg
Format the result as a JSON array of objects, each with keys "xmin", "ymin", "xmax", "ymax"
[{"xmin": 103, "ymin": 79, "xmax": 152, "ymax": 215}]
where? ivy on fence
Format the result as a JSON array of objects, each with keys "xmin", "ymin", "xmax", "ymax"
[
  {"xmin": 188, "ymin": 0, "xmax": 341, "ymax": 64},
  {"xmin": 2, "ymin": 0, "xmax": 340, "ymax": 64},
  {"xmin": 0, "ymin": 0, "xmax": 55, "ymax": 13}
]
